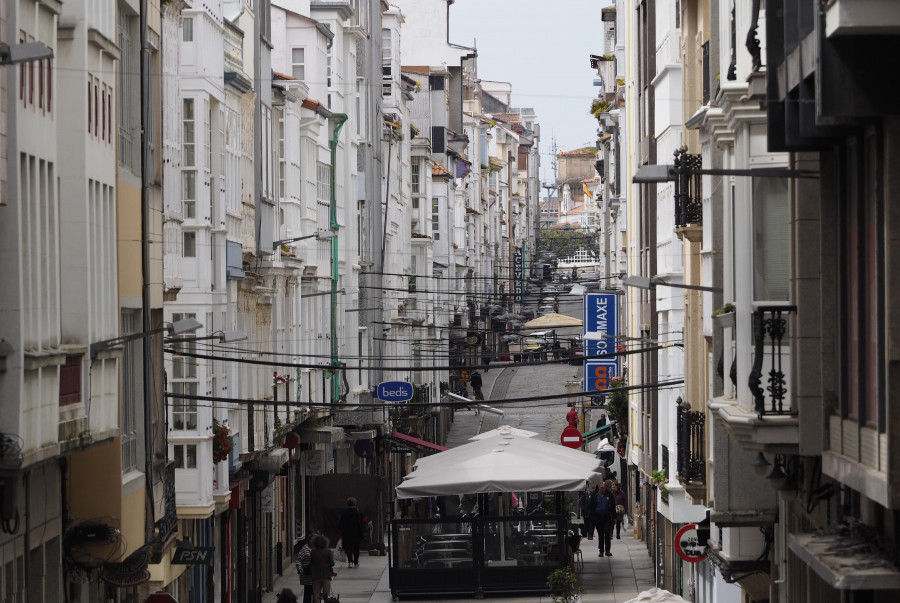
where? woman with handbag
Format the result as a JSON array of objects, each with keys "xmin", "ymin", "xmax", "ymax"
[
  {"xmin": 309, "ymin": 534, "xmax": 336, "ymax": 603},
  {"xmin": 295, "ymin": 533, "xmax": 316, "ymax": 603},
  {"xmin": 611, "ymin": 481, "xmax": 627, "ymax": 539}
]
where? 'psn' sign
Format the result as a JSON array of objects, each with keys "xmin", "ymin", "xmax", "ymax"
[{"xmin": 376, "ymin": 381, "xmax": 414, "ymax": 402}]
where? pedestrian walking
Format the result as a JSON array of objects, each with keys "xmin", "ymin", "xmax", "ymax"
[
  {"xmin": 566, "ymin": 405, "xmax": 578, "ymax": 428},
  {"xmin": 580, "ymin": 486, "xmax": 596, "ymax": 540},
  {"xmin": 295, "ymin": 533, "xmax": 316, "ymax": 603},
  {"xmin": 309, "ymin": 534, "xmax": 335, "ymax": 603},
  {"xmin": 593, "ymin": 482, "xmax": 616, "ymax": 557},
  {"xmin": 611, "ymin": 481, "xmax": 627, "ymax": 539},
  {"xmin": 338, "ymin": 497, "xmax": 369, "ymax": 568},
  {"xmin": 481, "ymin": 344, "xmax": 492, "ymax": 371},
  {"xmin": 470, "ymin": 370, "xmax": 484, "ymax": 401}
]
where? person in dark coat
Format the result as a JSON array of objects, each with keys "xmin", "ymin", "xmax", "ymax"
[
  {"xmin": 470, "ymin": 370, "xmax": 484, "ymax": 400},
  {"xmin": 309, "ymin": 534, "xmax": 335, "ymax": 603},
  {"xmin": 481, "ymin": 344, "xmax": 492, "ymax": 371},
  {"xmin": 338, "ymin": 497, "xmax": 367, "ymax": 568},
  {"xmin": 592, "ymin": 482, "xmax": 616, "ymax": 557},
  {"xmin": 580, "ymin": 486, "xmax": 597, "ymax": 540},
  {"xmin": 611, "ymin": 481, "xmax": 627, "ymax": 539}
]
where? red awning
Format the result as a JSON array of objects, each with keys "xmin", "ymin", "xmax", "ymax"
[{"xmin": 390, "ymin": 431, "xmax": 448, "ymax": 452}]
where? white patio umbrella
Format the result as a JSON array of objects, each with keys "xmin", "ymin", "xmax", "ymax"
[{"xmin": 397, "ymin": 431, "xmax": 604, "ymax": 498}]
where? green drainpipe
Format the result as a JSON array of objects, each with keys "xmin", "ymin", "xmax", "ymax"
[{"xmin": 320, "ymin": 108, "xmax": 348, "ymax": 402}]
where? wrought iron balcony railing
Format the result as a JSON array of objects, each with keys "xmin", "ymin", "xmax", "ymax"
[
  {"xmin": 674, "ymin": 148, "xmax": 702, "ymax": 228},
  {"xmin": 748, "ymin": 305, "xmax": 797, "ymax": 417},
  {"xmin": 676, "ymin": 399, "xmax": 706, "ymax": 484}
]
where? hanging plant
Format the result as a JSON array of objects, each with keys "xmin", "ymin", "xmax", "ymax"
[
  {"xmin": 212, "ymin": 419, "xmax": 233, "ymax": 464},
  {"xmin": 651, "ymin": 469, "xmax": 670, "ymax": 502}
]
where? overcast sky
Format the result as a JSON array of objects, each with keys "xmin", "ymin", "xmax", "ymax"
[{"xmin": 448, "ymin": 0, "xmax": 612, "ymax": 183}]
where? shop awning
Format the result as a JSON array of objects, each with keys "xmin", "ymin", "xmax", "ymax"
[
  {"xmin": 389, "ymin": 431, "xmax": 448, "ymax": 452},
  {"xmin": 789, "ymin": 532, "xmax": 900, "ymax": 590}
]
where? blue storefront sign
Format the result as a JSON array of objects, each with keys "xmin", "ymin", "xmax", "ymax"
[
  {"xmin": 584, "ymin": 293, "xmax": 620, "ymax": 386},
  {"xmin": 376, "ymin": 381, "xmax": 414, "ymax": 402},
  {"xmin": 584, "ymin": 360, "xmax": 620, "ymax": 394}
]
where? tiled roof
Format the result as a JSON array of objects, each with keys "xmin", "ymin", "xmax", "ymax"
[
  {"xmin": 301, "ymin": 98, "xmax": 324, "ymax": 111},
  {"xmin": 432, "ymin": 163, "xmax": 451, "ymax": 177},
  {"xmin": 402, "ymin": 66, "xmax": 430, "ymax": 74},
  {"xmin": 273, "ymin": 71, "xmax": 296, "ymax": 81}
]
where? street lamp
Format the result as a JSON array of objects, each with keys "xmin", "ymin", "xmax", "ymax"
[
  {"xmin": 632, "ymin": 163, "xmax": 818, "ymax": 184},
  {"xmin": 271, "ymin": 230, "xmax": 335, "ymax": 253},
  {"xmin": 90, "ymin": 318, "xmax": 202, "ymax": 359},
  {"xmin": 622, "ymin": 274, "xmax": 722, "ymax": 293},
  {"xmin": 0, "ymin": 41, "xmax": 53, "ymax": 65},
  {"xmin": 165, "ymin": 329, "xmax": 247, "ymax": 344}
]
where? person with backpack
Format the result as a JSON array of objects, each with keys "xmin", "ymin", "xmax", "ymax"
[
  {"xmin": 592, "ymin": 482, "xmax": 616, "ymax": 557},
  {"xmin": 309, "ymin": 534, "xmax": 336, "ymax": 603}
]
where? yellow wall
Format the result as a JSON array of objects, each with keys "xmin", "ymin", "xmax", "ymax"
[
  {"xmin": 120, "ymin": 473, "xmax": 147, "ymax": 557},
  {"xmin": 116, "ymin": 179, "xmax": 143, "ymax": 300}
]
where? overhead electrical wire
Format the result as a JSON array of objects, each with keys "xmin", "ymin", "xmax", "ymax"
[{"xmin": 165, "ymin": 378, "xmax": 685, "ymax": 411}]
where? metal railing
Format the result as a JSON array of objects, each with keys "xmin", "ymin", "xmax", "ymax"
[
  {"xmin": 748, "ymin": 305, "xmax": 796, "ymax": 417},
  {"xmin": 674, "ymin": 148, "xmax": 703, "ymax": 227},
  {"xmin": 676, "ymin": 399, "xmax": 706, "ymax": 484}
]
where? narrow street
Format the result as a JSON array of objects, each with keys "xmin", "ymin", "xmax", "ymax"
[{"xmin": 265, "ymin": 290, "xmax": 656, "ymax": 602}]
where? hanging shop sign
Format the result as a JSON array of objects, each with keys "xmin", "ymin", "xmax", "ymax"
[
  {"xmin": 172, "ymin": 546, "xmax": 216, "ymax": 565},
  {"xmin": 377, "ymin": 381, "xmax": 414, "ymax": 402}
]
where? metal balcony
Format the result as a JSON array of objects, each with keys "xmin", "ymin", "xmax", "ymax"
[
  {"xmin": 674, "ymin": 148, "xmax": 702, "ymax": 228},
  {"xmin": 676, "ymin": 398, "xmax": 706, "ymax": 486},
  {"xmin": 748, "ymin": 306, "xmax": 797, "ymax": 418}
]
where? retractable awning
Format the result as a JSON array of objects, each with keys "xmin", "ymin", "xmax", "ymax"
[{"xmin": 388, "ymin": 431, "xmax": 448, "ymax": 452}]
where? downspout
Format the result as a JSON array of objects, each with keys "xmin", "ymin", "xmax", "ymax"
[
  {"xmin": 316, "ymin": 106, "xmax": 348, "ymax": 402},
  {"xmin": 140, "ymin": 0, "xmax": 156, "ymax": 541}
]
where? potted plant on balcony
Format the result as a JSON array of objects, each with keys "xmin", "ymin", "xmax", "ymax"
[
  {"xmin": 212, "ymin": 419, "xmax": 233, "ymax": 464},
  {"xmin": 712, "ymin": 303, "xmax": 736, "ymax": 328}
]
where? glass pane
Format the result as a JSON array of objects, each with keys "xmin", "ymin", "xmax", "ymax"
[
  {"xmin": 753, "ymin": 178, "xmax": 789, "ymax": 301},
  {"xmin": 174, "ymin": 445, "xmax": 184, "ymax": 468},
  {"xmin": 183, "ymin": 171, "xmax": 196, "ymax": 200},
  {"xmin": 182, "ymin": 18, "xmax": 193, "ymax": 42},
  {"xmin": 183, "ymin": 98, "xmax": 194, "ymax": 120},
  {"xmin": 292, "ymin": 48, "xmax": 304, "ymax": 63},
  {"xmin": 187, "ymin": 445, "xmax": 197, "ymax": 468}
]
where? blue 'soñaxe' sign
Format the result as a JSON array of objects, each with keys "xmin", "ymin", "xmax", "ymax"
[
  {"xmin": 583, "ymin": 293, "xmax": 618, "ymax": 354},
  {"xmin": 376, "ymin": 381, "xmax": 414, "ymax": 402}
]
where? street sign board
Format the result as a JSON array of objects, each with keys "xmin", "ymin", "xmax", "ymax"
[
  {"xmin": 674, "ymin": 523, "xmax": 708, "ymax": 563},
  {"xmin": 172, "ymin": 546, "xmax": 215, "ymax": 565},
  {"xmin": 583, "ymin": 293, "xmax": 618, "ymax": 356},
  {"xmin": 560, "ymin": 426, "xmax": 583, "ymax": 449},
  {"xmin": 584, "ymin": 360, "xmax": 619, "ymax": 394},
  {"xmin": 376, "ymin": 381, "xmax": 414, "ymax": 402}
]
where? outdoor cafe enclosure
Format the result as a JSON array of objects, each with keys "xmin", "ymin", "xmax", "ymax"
[{"xmin": 388, "ymin": 428, "xmax": 604, "ymax": 599}]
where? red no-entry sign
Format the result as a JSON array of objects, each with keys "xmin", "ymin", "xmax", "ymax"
[{"xmin": 560, "ymin": 426, "xmax": 583, "ymax": 449}]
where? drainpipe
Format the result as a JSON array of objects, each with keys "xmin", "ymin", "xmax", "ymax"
[
  {"xmin": 315, "ymin": 106, "xmax": 348, "ymax": 402},
  {"xmin": 139, "ymin": 0, "xmax": 156, "ymax": 542}
]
